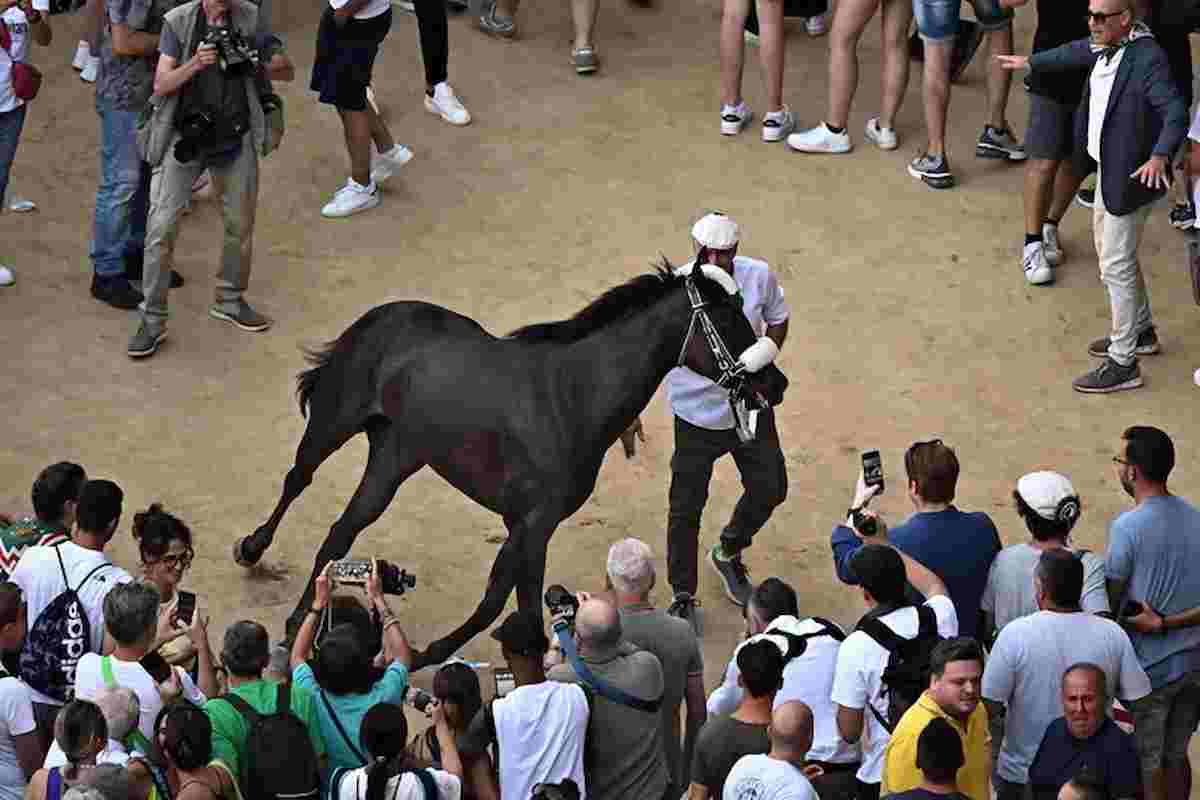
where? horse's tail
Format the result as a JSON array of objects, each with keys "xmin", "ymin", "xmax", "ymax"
[
  {"xmin": 295, "ymin": 303, "xmax": 405, "ymax": 419},
  {"xmin": 296, "ymin": 341, "xmax": 337, "ymax": 418}
]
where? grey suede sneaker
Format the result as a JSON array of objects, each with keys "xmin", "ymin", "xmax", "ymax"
[
  {"xmin": 707, "ymin": 544, "xmax": 752, "ymax": 607},
  {"xmin": 1073, "ymin": 357, "xmax": 1143, "ymax": 394},
  {"xmin": 478, "ymin": 0, "xmax": 515, "ymax": 37},
  {"xmin": 976, "ymin": 125, "xmax": 1026, "ymax": 161},
  {"xmin": 209, "ymin": 300, "xmax": 272, "ymax": 333},
  {"xmin": 127, "ymin": 323, "xmax": 167, "ymax": 359},
  {"xmin": 1088, "ymin": 327, "xmax": 1159, "ymax": 358}
]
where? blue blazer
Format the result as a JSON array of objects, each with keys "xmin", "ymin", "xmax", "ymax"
[{"xmin": 1030, "ymin": 35, "xmax": 1188, "ymax": 216}]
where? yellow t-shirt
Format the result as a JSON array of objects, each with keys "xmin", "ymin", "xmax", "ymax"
[{"xmin": 882, "ymin": 692, "xmax": 991, "ymax": 800}]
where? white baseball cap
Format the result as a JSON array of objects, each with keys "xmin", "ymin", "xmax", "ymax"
[
  {"xmin": 1017, "ymin": 471, "xmax": 1078, "ymax": 521},
  {"xmin": 692, "ymin": 212, "xmax": 740, "ymax": 250}
]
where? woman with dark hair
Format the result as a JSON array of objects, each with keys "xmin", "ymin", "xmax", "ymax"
[
  {"xmin": 132, "ymin": 505, "xmax": 219, "ymax": 697},
  {"xmin": 334, "ymin": 702, "xmax": 462, "ymax": 800},
  {"xmin": 25, "ymin": 700, "xmax": 106, "ymax": 800},
  {"xmin": 149, "ymin": 703, "xmax": 238, "ymax": 800},
  {"xmin": 406, "ymin": 663, "xmax": 496, "ymax": 800},
  {"xmin": 291, "ymin": 562, "xmax": 413, "ymax": 771}
]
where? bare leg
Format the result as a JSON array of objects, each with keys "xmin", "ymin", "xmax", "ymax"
[
  {"xmin": 922, "ymin": 40, "xmax": 951, "ymax": 156},
  {"xmin": 986, "ymin": 24, "xmax": 1014, "ymax": 130},
  {"xmin": 367, "ymin": 104, "xmax": 395, "ymax": 153},
  {"xmin": 1047, "ymin": 160, "xmax": 1084, "ymax": 222},
  {"xmin": 338, "ymin": 109, "xmax": 373, "ymax": 186},
  {"xmin": 85, "ymin": 0, "xmax": 104, "ymax": 51},
  {"xmin": 720, "ymin": 0, "xmax": 751, "ymax": 107},
  {"xmin": 825, "ymin": 0, "xmax": 877, "ymax": 128},
  {"xmin": 1025, "ymin": 159, "xmax": 1057, "ymax": 236},
  {"xmin": 756, "ymin": 0, "xmax": 784, "ymax": 112},
  {"xmin": 877, "ymin": 0, "xmax": 911, "ymax": 129},
  {"xmin": 571, "ymin": 0, "xmax": 598, "ymax": 50}
]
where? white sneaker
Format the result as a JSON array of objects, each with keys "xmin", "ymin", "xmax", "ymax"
[
  {"xmin": 804, "ymin": 14, "xmax": 828, "ymax": 35},
  {"xmin": 321, "ymin": 179, "xmax": 380, "ymax": 218},
  {"xmin": 1042, "ymin": 222, "xmax": 1064, "ymax": 266},
  {"xmin": 1023, "ymin": 242, "xmax": 1053, "ymax": 285},
  {"xmin": 72, "ymin": 40, "xmax": 90, "ymax": 70},
  {"xmin": 0, "ymin": 265, "xmax": 13, "ymax": 287},
  {"xmin": 720, "ymin": 103, "xmax": 752, "ymax": 136},
  {"xmin": 8, "ymin": 197, "xmax": 35, "ymax": 213},
  {"xmin": 787, "ymin": 122, "xmax": 852, "ymax": 153},
  {"xmin": 864, "ymin": 117, "xmax": 898, "ymax": 150},
  {"xmin": 424, "ymin": 83, "xmax": 472, "ymax": 126},
  {"xmin": 80, "ymin": 56, "xmax": 99, "ymax": 83},
  {"xmin": 370, "ymin": 144, "xmax": 414, "ymax": 185},
  {"xmin": 761, "ymin": 107, "xmax": 795, "ymax": 142},
  {"xmin": 743, "ymin": 29, "xmax": 760, "ymax": 46}
]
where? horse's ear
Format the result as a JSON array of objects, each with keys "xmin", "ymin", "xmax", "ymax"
[{"xmin": 695, "ymin": 263, "xmax": 738, "ymax": 296}]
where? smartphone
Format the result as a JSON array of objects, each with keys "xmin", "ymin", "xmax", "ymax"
[
  {"xmin": 494, "ymin": 668, "xmax": 515, "ymax": 698},
  {"xmin": 141, "ymin": 651, "xmax": 172, "ymax": 683},
  {"xmin": 175, "ymin": 593, "xmax": 196, "ymax": 626},
  {"xmin": 862, "ymin": 450, "xmax": 884, "ymax": 493},
  {"xmin": 331, "ymin": 559, "xmax": 373, "ymax": 585}
]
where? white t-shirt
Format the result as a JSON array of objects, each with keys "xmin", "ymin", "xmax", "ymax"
[
  {"xmin": 665, "ymin": 256, "xmax": 790, "ymax": 430},
  {"xmin": 830, "ymin": 595, "xmax": 959, "ymax": 785},
  {"xmin": 10, "ymin": 543, "xmax": 133, "ymax": 706},
  {"xmin": 0, "ymin": 0, "xmax": 48, "ymax": 114},
  {"xmin": 723, "ymin": 754, "xmax": 819, "ymax": 800},
  {"xmin": 0, "ymin": 676, "xmax": 35, "ymax": 800},
  {"xmin": 326, "ymin": 0, "xmax": 389, "ymax": 21},
  {"xmin": 43, "ymin": 739, "xmax": 129, "ymax": 770},
  {"xmin": 492, "ymin": 681, "xmax": 588, "ymax": 800},
  {"xmin": 707, "ymin": 618, "xmax": 859, "ymax": 764},
  {"xmin": 981, "ymin": 544, "xmax": 1109, "ymax": 631},
  {"xmin": 981, "ymin": 610, "xmax": 1151, "ymax": 783},
  {"xmin": 73, "ymin": 654, "xmax": 205, "ymax": 746},
  {"xmin": 1087, "ymin": 49, "xmax": 1124, "ymax": 163},
  {"xmin": 336, "ymin": 765, "xmax": 461, "ymax": 800}
]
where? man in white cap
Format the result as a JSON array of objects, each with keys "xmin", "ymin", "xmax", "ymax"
[
  {"xmin": 655, "ymin": 212, "xmax": 790, "ymax": 619},
  {"xmin": 981, "ymin": 471, "xmax": 1109, "ymax": 643}
]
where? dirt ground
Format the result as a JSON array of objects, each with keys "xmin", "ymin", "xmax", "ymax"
[{"xmin": 4, "ymin": 0, "xmax": 1200, "ymax": 727}]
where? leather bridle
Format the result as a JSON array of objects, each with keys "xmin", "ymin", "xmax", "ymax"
[{"xmin": 677, "ymin": 277, "xmax": 758, "ymax": 440}]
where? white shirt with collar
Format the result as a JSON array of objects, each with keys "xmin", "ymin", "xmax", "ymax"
[{"xmin": 1088, "ymin": 48, "xmax": 1125, "ymax": 163}]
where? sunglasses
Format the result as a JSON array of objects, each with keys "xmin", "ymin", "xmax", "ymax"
[{"xmin": 1086, "ymin": 9, "xmax": 1127, "ymax": 22}]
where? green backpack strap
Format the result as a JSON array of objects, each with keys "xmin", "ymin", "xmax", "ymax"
[{"xmin": 100, "ymin": 655, "xmax": 155, "ymax": 755}]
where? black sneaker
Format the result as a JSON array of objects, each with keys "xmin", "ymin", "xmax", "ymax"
[
  {"xmin": 1088, "ymin": 327, "xmax": 1160, "ymax": 358},
  {"xmin": 1072, "ymin": 357, "xmax": 1143, "ymax": 394},
  {"xmin": 1076, "ymin": 187, "xmax": 1095, "ymax": 208},
  {"xmin": 667, "ymin": 592, "xmax": 697, "ymax": 622},
  {"xmin": 908, "ymin": 152, "xmax": 955, "ymax": 189},
  {"xmin": 91, "ymin": 275, "xmax": 143, "ymax": 310},
  {"xmin": 707, "ymin": 545, "xmax": 752, "ymax": 607}
]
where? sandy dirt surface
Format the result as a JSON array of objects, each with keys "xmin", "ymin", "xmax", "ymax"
[{"xmin": 3, "ymin": 0, "xmax": 1200, "ymax": 719}]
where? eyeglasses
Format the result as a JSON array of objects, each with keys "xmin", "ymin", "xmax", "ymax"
[
  {"xmin": 146, "ymin": 550, "xmax": 194, "ymax": 571},
  {"xmin": 1086, "ymin": 9, "xmax": 1127, "ymax": 22}
]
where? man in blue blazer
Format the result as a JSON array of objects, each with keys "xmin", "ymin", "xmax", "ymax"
[{"xmin": 998, "ymin": 1, "xmax": 1187, "ymax": 394}]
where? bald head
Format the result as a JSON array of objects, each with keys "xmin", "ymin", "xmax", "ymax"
[
  {"xmin": 575, "ymin": 599, "xmax": 621, "ymax": 652},
  {"xmin": 769, "ymin": 701, "xmax": 814, "ymax": 760},
  {"xmin": 93, "ymin": 687, "xmax": 139, "ymax": 741}
]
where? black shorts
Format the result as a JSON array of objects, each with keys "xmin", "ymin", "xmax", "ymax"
[
  {"xmin": 1025, "ymin": 92, "xmax": 1075, "ymax": 162},
  {"xmin": 310, "ymin": 7, "xmax": 392, "ymax": 111}
]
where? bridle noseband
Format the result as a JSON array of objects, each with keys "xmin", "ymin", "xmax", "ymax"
[{"xmin": 677, "ymin": 277, "xmax": 758, "ymax": 440}]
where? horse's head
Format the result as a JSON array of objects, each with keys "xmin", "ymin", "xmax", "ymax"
[{"xmin": 678, "ymin": 265, "xmax": 788, "ymax": 410}]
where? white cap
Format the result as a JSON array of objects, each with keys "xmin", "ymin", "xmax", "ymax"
[
  {"xmin": 1017, "ymin": 471, "xmax": 1079, "ymax": 521},
  {"xmin": 692, "ymin": 212, "xmax": 740, "ymax": 250}
]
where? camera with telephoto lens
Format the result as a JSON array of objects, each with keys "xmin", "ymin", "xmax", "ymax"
[
  {"xmin": 544, "ymin": 585, "xmax": 578, "ymax": 630},
  {"xmin": 407, "ymin": 687, "xmax": 433, "ymax": 713},
  {"xmin": 202, "ymin": 24, "xmax": 259, "ymax": 76},
  {"xmin": 330, "ymin": 558, "xmax": 417, "ymax": 595},
  {"xmin": 173, "ymin": 109, "xmax": 216, "ymax": 163}
]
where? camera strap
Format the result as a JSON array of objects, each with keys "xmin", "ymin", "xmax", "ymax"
[{"xmin": 552, "ymin": 623, "xmax": 662, "ymax": 714}]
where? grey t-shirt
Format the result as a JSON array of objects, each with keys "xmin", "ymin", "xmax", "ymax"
[
  {"xmin": 692, "ymin": 716, "xmax": 771, "ymax": 798},
  {"xmin": 982, "ymin": 543, "xmax": 1109, "ymax": 632},
  {"xmin": 618, "ymin": 604, "xmax": 703, "ymax": 789},
  {"xmin": 549, "ymin": 647, "xmax": 669, "ymax": 800},
  {"xmin": 97, "ymin": 0, "xmax": 179, "ymax": 110}
]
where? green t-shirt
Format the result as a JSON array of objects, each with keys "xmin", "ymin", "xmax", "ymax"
[
  {"xmin": 204, "ymin": 678, "xmax": 327, "ymax": 780},
  {"xmin": 0, "ymin": 518, "xmax": 68, "ymax": 582}
]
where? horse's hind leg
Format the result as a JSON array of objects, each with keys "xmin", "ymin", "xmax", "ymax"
[
  {"xmin": 283, "ymin": 419, "xmax": 425, "ymax": 638},
  {"xmin": 236, "ymin": 418, "xmax": 359, "ymax": 566}
]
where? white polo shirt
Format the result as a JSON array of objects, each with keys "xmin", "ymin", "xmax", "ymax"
[
  {"xmin": 1088, "ymin": 49, "xmax": 1124, "ymax": 163},
  {"xmin": 665, "ymin": 256, "xmax": 789, "ymax": 431}
]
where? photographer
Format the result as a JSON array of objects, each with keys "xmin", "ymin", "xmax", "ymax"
[
  {"xmin": 548, "ymin": 597, "xmax": 669, "ymax": 800},
  {"xmin": 127, "ymin": 0, "xmax": 293, "ymax": 359}
]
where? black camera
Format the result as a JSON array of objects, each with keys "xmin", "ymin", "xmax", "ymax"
[
  {"xmin": 174, "ymin": 110, "xmax": 216, "ymax": 163},
  {"xmin": 202, "ymin": 24, "xmax": 259, "ymax": 76},
  {"xmin": 544, "ymin": 585, "xmax": 578, "ymax": 629},
  {"xmin": 407, "ymin": 687, "xmax": 434, "ymax": 713},
  {"xmin": 330, "ymin": 558, "xmax": 416, "ymax": 595}
]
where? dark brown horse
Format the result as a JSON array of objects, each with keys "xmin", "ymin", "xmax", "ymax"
[{"xmin": 234, "ymin": 260, "xmax": 788, "ymax": 668}]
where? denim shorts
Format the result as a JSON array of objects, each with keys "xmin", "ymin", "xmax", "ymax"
[{"xmin": 913, "ymin": 0, "xmax": 1012, "ymax": 42}]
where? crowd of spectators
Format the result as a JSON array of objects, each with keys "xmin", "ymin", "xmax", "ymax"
[{"xmin": 0, "ymin": 421, "xmax": 1196, "ymax": 800}]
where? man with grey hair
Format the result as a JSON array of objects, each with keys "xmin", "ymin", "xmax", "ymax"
[
  {"xmin": 549, "ymin": 597, "xmax": 669, "ymax": 800},
  {"xmin": 607, "ymin": 538, "xmax": 705, "ymax": 799},
  {"xmin": 73, "ymin": 582, "xmax": 206, "ymax": 747},
  {"xmin": 43, "ymin": 686, "xmax": 140, "ymax": 767}
]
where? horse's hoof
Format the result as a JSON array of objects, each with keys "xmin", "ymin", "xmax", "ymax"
[{"xmin": 233, "ymin": 537, "xmax": 262, "ymax": 567}]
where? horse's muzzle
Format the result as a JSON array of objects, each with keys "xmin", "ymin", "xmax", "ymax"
[{"xmin": 746, "ymin": 365, "xmax": 788, "ymax": 409}]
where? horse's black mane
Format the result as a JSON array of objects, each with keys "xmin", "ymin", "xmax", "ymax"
[{"xmin": 507, "ymin": 257, "xmax": 714, "ymax": 343}]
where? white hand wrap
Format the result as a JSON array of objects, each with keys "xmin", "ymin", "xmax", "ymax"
[{"xmin": 738, "ymin": 337, "xmax": 779, "ymax": 373}]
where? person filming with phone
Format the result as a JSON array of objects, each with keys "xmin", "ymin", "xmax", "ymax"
[
  {"xmin": 290, "ymin": 559, "xmax": 413, "ymax": 773},
  {"xmin": 830, "ymin": 441, "xmax": 1001, "ymax": 641}
]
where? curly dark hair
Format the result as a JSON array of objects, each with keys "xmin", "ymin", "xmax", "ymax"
[{"xmin": 132, "ymin": 503, "xmax": 193, "ymax": 563}]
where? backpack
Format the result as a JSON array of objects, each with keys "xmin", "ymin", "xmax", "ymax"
[
  {"xmin": 221, "ymin": 684, "xmax": 321, "ymax": 800},
  {"xmin": 855, "ymin": 604, "xmax": 943, "ymax": 733},
  {"xmin": 19, "ymin": 545, "xmax": 113, "ymax": 702}
]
